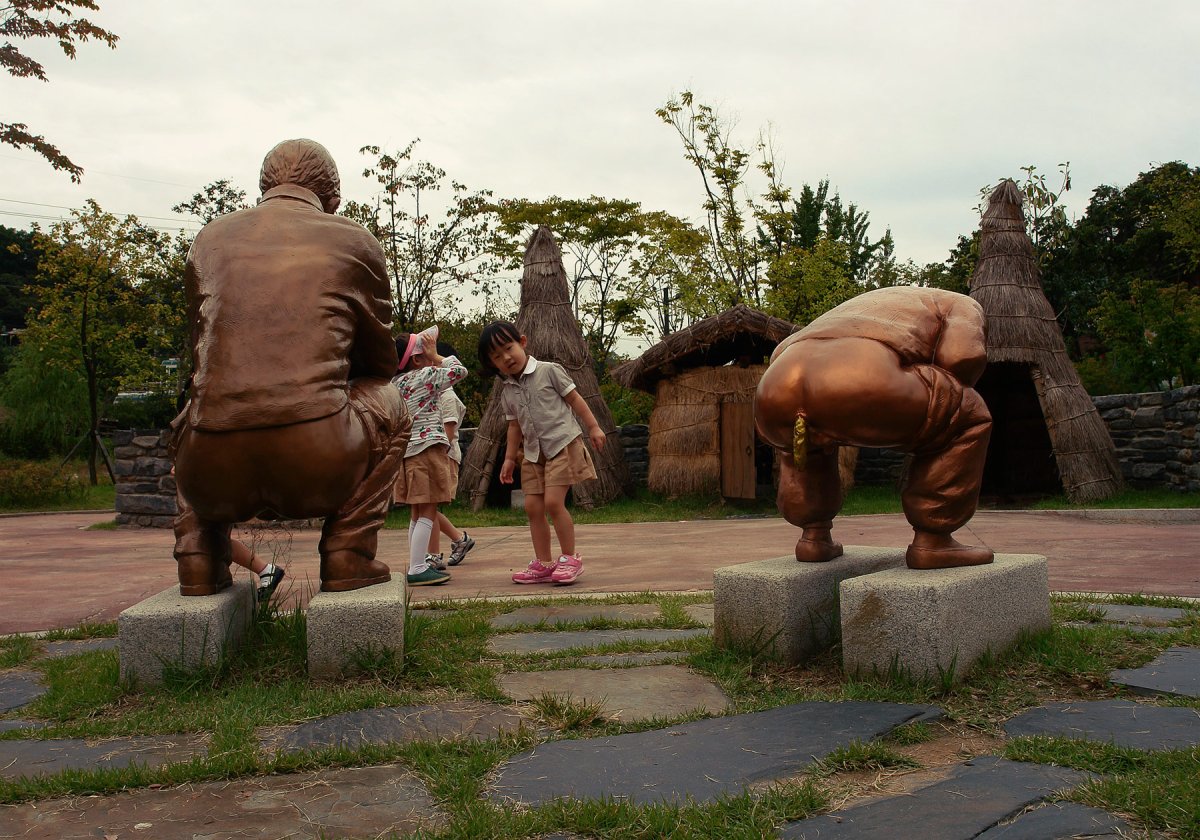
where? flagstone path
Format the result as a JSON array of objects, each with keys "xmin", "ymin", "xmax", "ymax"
[{"xmin": 0, "ymin": 599, "xmax": 1196, "ymax": 838}]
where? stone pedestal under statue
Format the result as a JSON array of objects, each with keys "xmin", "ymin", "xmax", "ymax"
[
  {"xmin": 307, "ymin": 579, "xmax": 407, "ymax": 679},
  {"xmin": 714, "ymin": 547, "xmax": 906, "ymax": 664},
  {"xmin": 118, "ymin": 581, "xmax": 255, "ymax": 685},
  {"xmin": 840, "ymin": 553, "xmax": 1051, "ymax": 682}
]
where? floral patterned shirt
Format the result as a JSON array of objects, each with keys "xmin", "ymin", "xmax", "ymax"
[{"xmin": 392, "ymin": 356, "xmax": 467, "ymax": 458}]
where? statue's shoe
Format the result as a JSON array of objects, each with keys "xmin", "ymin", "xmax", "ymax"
[
  {"xmin": 320, "ymin": 552, "xmax": 391, "ymax": 592},
  {"xmin": 905, "ymin": 537, "xmax": 993, "ymax": 570},
  {"xmin": 177, "ymin": 554, "xmax": 234, "ymax": 596},
  {"xmin": 795, "ymin": 536, "xmax": 844, "ymax": 563}
]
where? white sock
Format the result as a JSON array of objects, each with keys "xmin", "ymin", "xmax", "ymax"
[{"xmin": 408, "ymin": 517, "xmax": 433, "ymax": 574}]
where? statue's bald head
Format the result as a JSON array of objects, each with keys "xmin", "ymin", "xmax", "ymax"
[{"xmin": 259, "ymin": 139, "xmax": 341, "ymax": 213}]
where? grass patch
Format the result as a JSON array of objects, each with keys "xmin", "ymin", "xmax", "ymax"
[
  {"xmin": 0, "ymin": 635, "xmax": 37, "ymax": 668},
  {"xmin": 1031, "ymin": 487, "xmax": 1200, "ymax": 509},
  {"xmin": 813, "ymin": 740, "xmax": 922, "ymax": 776},
  {"xmin": 4, "ymin": 593, "xmax": 1199, "ymax": 836}
]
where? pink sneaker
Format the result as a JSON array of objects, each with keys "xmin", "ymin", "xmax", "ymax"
[
  {"xmin": 551, "ymin": 554, "xmax": 583, "ymax": 585},
  {"xmin": 512, "ymin": 559, "xmax": 556, "ymax": 584}
]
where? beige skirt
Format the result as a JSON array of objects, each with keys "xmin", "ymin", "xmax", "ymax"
[
  {"xmin": 521, "ymin": 436, "xmax": 597, "ymax": 495},
  {"xmin": 394, "ymin": 445, "xmax": 454, "ymax": 505}
]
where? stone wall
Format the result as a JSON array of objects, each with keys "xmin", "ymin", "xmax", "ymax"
[
  {"xmin": 112, "ymin": 389, "xmax": 1199, "ymax": 526},
  {"xmin": 112, "ymin": 429, "xmax": 177, "ymax": 527},
  {"xmin": 1092, "ymin": 385, "xmax": 1199, "ymax": 492}
]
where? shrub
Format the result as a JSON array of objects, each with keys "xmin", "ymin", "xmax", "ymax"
[{"xmin": 0, "ymin": 458, "xmax": 87, "ymax": 507}]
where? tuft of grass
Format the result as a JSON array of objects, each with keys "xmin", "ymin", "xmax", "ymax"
[
  {"xmin": 42, "ymin": 621, "xmax": 117, "ymax": 641},
  {"xmin": 886, "ymin": 720, "xmax": 936, "ymax": 746},
  {"xmin": 0, "ymin": 635, "xmax": 38, "ymax": 668},
  {"xmin": 528, "ymin": 692, "xmax": 608, "ymax": 731},
  {"xmin": 813, "ymin": 739, "xmax": 922, "ymax": 776},
  {"xmin": 86, "ymin": 519, "xmax": 118, "ymax": 530}
]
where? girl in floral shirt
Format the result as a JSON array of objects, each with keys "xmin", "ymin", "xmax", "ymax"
[{"xmin": 392, "ymin": 326, "xmax": 467, "ymax": 586}]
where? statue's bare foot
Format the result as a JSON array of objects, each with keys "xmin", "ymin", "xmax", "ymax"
[
  {"xmin": 906, "ymin": 532, "xmax": 993, "ymax": 569},
  {"xmin": 795, "ymin": 527, "xmax": 843, "ymax": 563},
  {"xmin": 321, "ymin": 551, "xmax": 391, "ymax": 592},
  {"xmin": 177, "ymin": 553, "xmax": 234, "ymax": 596}
]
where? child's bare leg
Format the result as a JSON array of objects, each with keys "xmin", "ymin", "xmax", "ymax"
[
  {"xmin": 230, "ymin": 539, "xmax": 266, "ymax": 574},
  {"xmin": 543, "ymin": 484, "xmax": 575, "ymax": 557},
  {"xmin": 437, "ymin": 511, "xmax": 463, "ymax": 543},
  {"xmin": 524, "ymin": 492, "xmax": 552, "ymax": 561}
]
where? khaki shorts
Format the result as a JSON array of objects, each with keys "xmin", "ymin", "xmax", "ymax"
[
  {"xmin": 521, "ymin": 436, "xmax": 597, "ymax": 495},
  {"xmin": 394, "ymin": 445, "xmax": 454, "ymax": 505},
  {"xmin": 448, "ymin": 458, "xmax": 460, "ymax": 494}
]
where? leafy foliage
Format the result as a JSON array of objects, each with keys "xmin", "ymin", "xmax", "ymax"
[
  {"xmin": 0, "ymin": 1, "xmax": 118, "ymax": 181},
  {"xmin": 342, "ymin": 141, "xmax": 498, "ymax": 330}
]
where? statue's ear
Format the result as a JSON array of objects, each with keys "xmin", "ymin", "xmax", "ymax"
[{"xmin": 324, "ymin": 195, "xmax": 341, "ymax": 214}]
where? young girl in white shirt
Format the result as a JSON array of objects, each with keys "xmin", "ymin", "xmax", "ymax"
[{"xmin": 478, "ymin": 320, "xmax": 607, "ymax": 585}]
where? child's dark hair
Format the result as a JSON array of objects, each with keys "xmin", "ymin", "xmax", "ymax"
[
  {"xmin": 477, "ymin": 321, "xmax": 522, "ymax": 377},
  {"xmin": 394, "ymin": 332, "xmax": 416, "ymax": 374}
]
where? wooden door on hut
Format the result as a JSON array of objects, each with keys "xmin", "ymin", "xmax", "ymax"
[{"xmin": 720, "ymin": 402, "xmax": 756, "ymax": 499}]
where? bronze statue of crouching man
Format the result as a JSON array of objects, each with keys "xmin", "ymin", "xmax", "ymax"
[
  {"xmin": 754, "ymin": 286, "xmax": 994, "ymax": 570},
  {"xmin": 171, "ymin": 139, "xmax": 410, "ymax": 594}
]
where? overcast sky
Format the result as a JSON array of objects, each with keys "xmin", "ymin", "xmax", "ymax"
[{"xmin": 2, "ymin": 1, "xmax": 1197, "ymax": 272}]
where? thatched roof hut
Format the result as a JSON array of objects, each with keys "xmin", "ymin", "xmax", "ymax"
[
  {"xmin": 969, "ymin": 180, "xmax": 1122, "ymax": 502},
  {"xmin": 459, "ymin": 226, "xmax": 630, "ymax": 511},
  {"xmin": 613, "ymin": 306, "xmax": 801, "ymax": 499}
]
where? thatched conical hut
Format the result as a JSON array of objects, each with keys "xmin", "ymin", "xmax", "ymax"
[
  {"xmin": 969, "ymin": 180, "xmax": 1122, "ymax": 502},
  {"xmin": 459, "ymin": 226, "xmax": 630, "ymax": 511},
  {"xmin": 613, "ymin": 305, "xmax": 836, "ymax": 499}
]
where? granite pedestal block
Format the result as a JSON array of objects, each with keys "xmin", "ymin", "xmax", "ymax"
[
  {"xmin": 714, "ymin": 547, "xmax": 907, "ymax": 664},
  {"xmin": 307, "ymin": 578, "xmax": 406, "ymax": 679},
  {"xmin": 841, "ymin": 554, "xmax": 1050, "ymax": 682},
  {"xmin": 118, "ymin": 581, "xmax": 255, "ymax": 685}
]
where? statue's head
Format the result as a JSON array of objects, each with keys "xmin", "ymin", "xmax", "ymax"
[{"xmin": 259, "ymin": 139, "xmax": 341, "ymax": 213}]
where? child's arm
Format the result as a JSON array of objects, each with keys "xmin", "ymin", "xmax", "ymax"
[
  {"xmin": 564, "ymin": 389, "xmax": 606, "ymax": 451},
  {"xmin": 500, "ymin": 419, "xmax": 522, "ymax": 484}
]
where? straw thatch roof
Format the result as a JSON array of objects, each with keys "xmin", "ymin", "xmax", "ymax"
[
  {"xmin": 612, "ymin": 305, "xmax": 797, "ymax": 393},
  {"xmin": 459, "ymin": 226, "xmax": 631, "ymax": 511},
  {"xmin": 969, "ymin": 180, "xmax": 1122, "ymax": 502}
]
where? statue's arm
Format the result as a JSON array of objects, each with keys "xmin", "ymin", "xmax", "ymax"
[{"xmin": 933, "ymin": 296, "xmax": 989, "ymax": 386}]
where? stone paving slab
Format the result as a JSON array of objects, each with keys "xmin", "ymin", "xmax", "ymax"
[
  {"xmin": 490, "ymin": 604, "xmax": 662, "ymax": 628},
  {"xmin": 1063, "ymin": 621, "xmax": 1178, "ymax": 635},
  {"xmin": 684, "ymin": 603, "xmax": 714, "ymax": 626},
  {"xmin": 0, "ymin": 719, "xmax": 43, "ymax": 732},
  {"xmin": 0, "ymin": 763, "xmax": 440, "ymax": 839},
  {"xmin": 1110, "ymin": 646, "xmax": 1200, "ymax": 698},
  {"xmin": 0, "ymin": 732, "xmax": 209, "ymax": 779},
  {"xmin": 576, "ymin": 651, "xmax": 691, "ymax": 666},
  {"xmin": 0, "ymin": 670, "xmax": 45, "ymax": 712},
  {"xmin": 489, "ymin": 700, "xmax": 940, "ymax": 805},
  {"xmin": 974, "ymin": 801, "xmax": 1132, "ymax": 839},
  {"xmin": 780, "ymin": 756, "xmax": 1091, "ymax": 839},
  {"xmin": 38, "ymin": 638, "xmax": 120, "ymax": 659},
  {"xmin": 497, "ymin": 664, "xmax": 730, "ymax": 721},
  {"xmin": 259, "ymin": 700, "xmax": 528, "ymax": 754},
  {"xmin": 489, "ymin": 627, "xmax": 709, "ymax": 654},
  {"xmin": 1084, "ymin": 602, "xmax": 1192, "ymax": 625},
  {"xmin": 1005, "ymin": 699, "xmax": 1200, "ymax": 750}
]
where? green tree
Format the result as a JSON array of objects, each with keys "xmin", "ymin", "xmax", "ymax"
[
  {"xmin": 0, "ymin": 225, "xmax": 40, "ymax": 336},
  {"xmin": 656, "ymin": 91, "xmax": 767, "ymax": 309},
  {"xmin": 0, "ymin": 338, "xmax": 87, "ymax": 456},
  {"xmin": 491, "ymin": 196, "xmax": 698, "ymax": 358},
  {"xmin": 23, "ymin": 201, "xmax": 170, "ymax": 481},
  {"xmin": 342, "ymin": 141, "xmax": 497, "ymax": 331},
  {"xmin": 1, "ymin": 0, "xmax": 118, "ymax": 181},
  {"xmin": 172, "ymin": 179, "xmax": 249, "ymax": 224},
  {"xmin": 1090, "ymin": 279, "xmax": 1199, "ymax": 389}
]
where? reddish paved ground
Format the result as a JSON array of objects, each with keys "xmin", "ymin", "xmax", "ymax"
[{"xmin": 2, "ymin": 509, "xmax": 1198, "ymax": 634}]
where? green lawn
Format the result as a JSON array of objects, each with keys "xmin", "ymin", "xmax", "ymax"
[{"xmin": 1, "ymin": 595, "xmax": 1197, "ymax": 837}]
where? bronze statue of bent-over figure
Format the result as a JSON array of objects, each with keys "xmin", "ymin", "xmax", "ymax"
[
  {"xmin": 754, "ymin": 286, "xmax": 994, "ymax": 569},
  {"xmin": 172, "ymin": 138, "xmax": 410, "ymax": 594}
]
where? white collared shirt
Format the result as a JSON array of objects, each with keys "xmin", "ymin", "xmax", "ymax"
[{"xmin": 499, "ymin": 356, "xmax": 581, "ymax": 461}]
